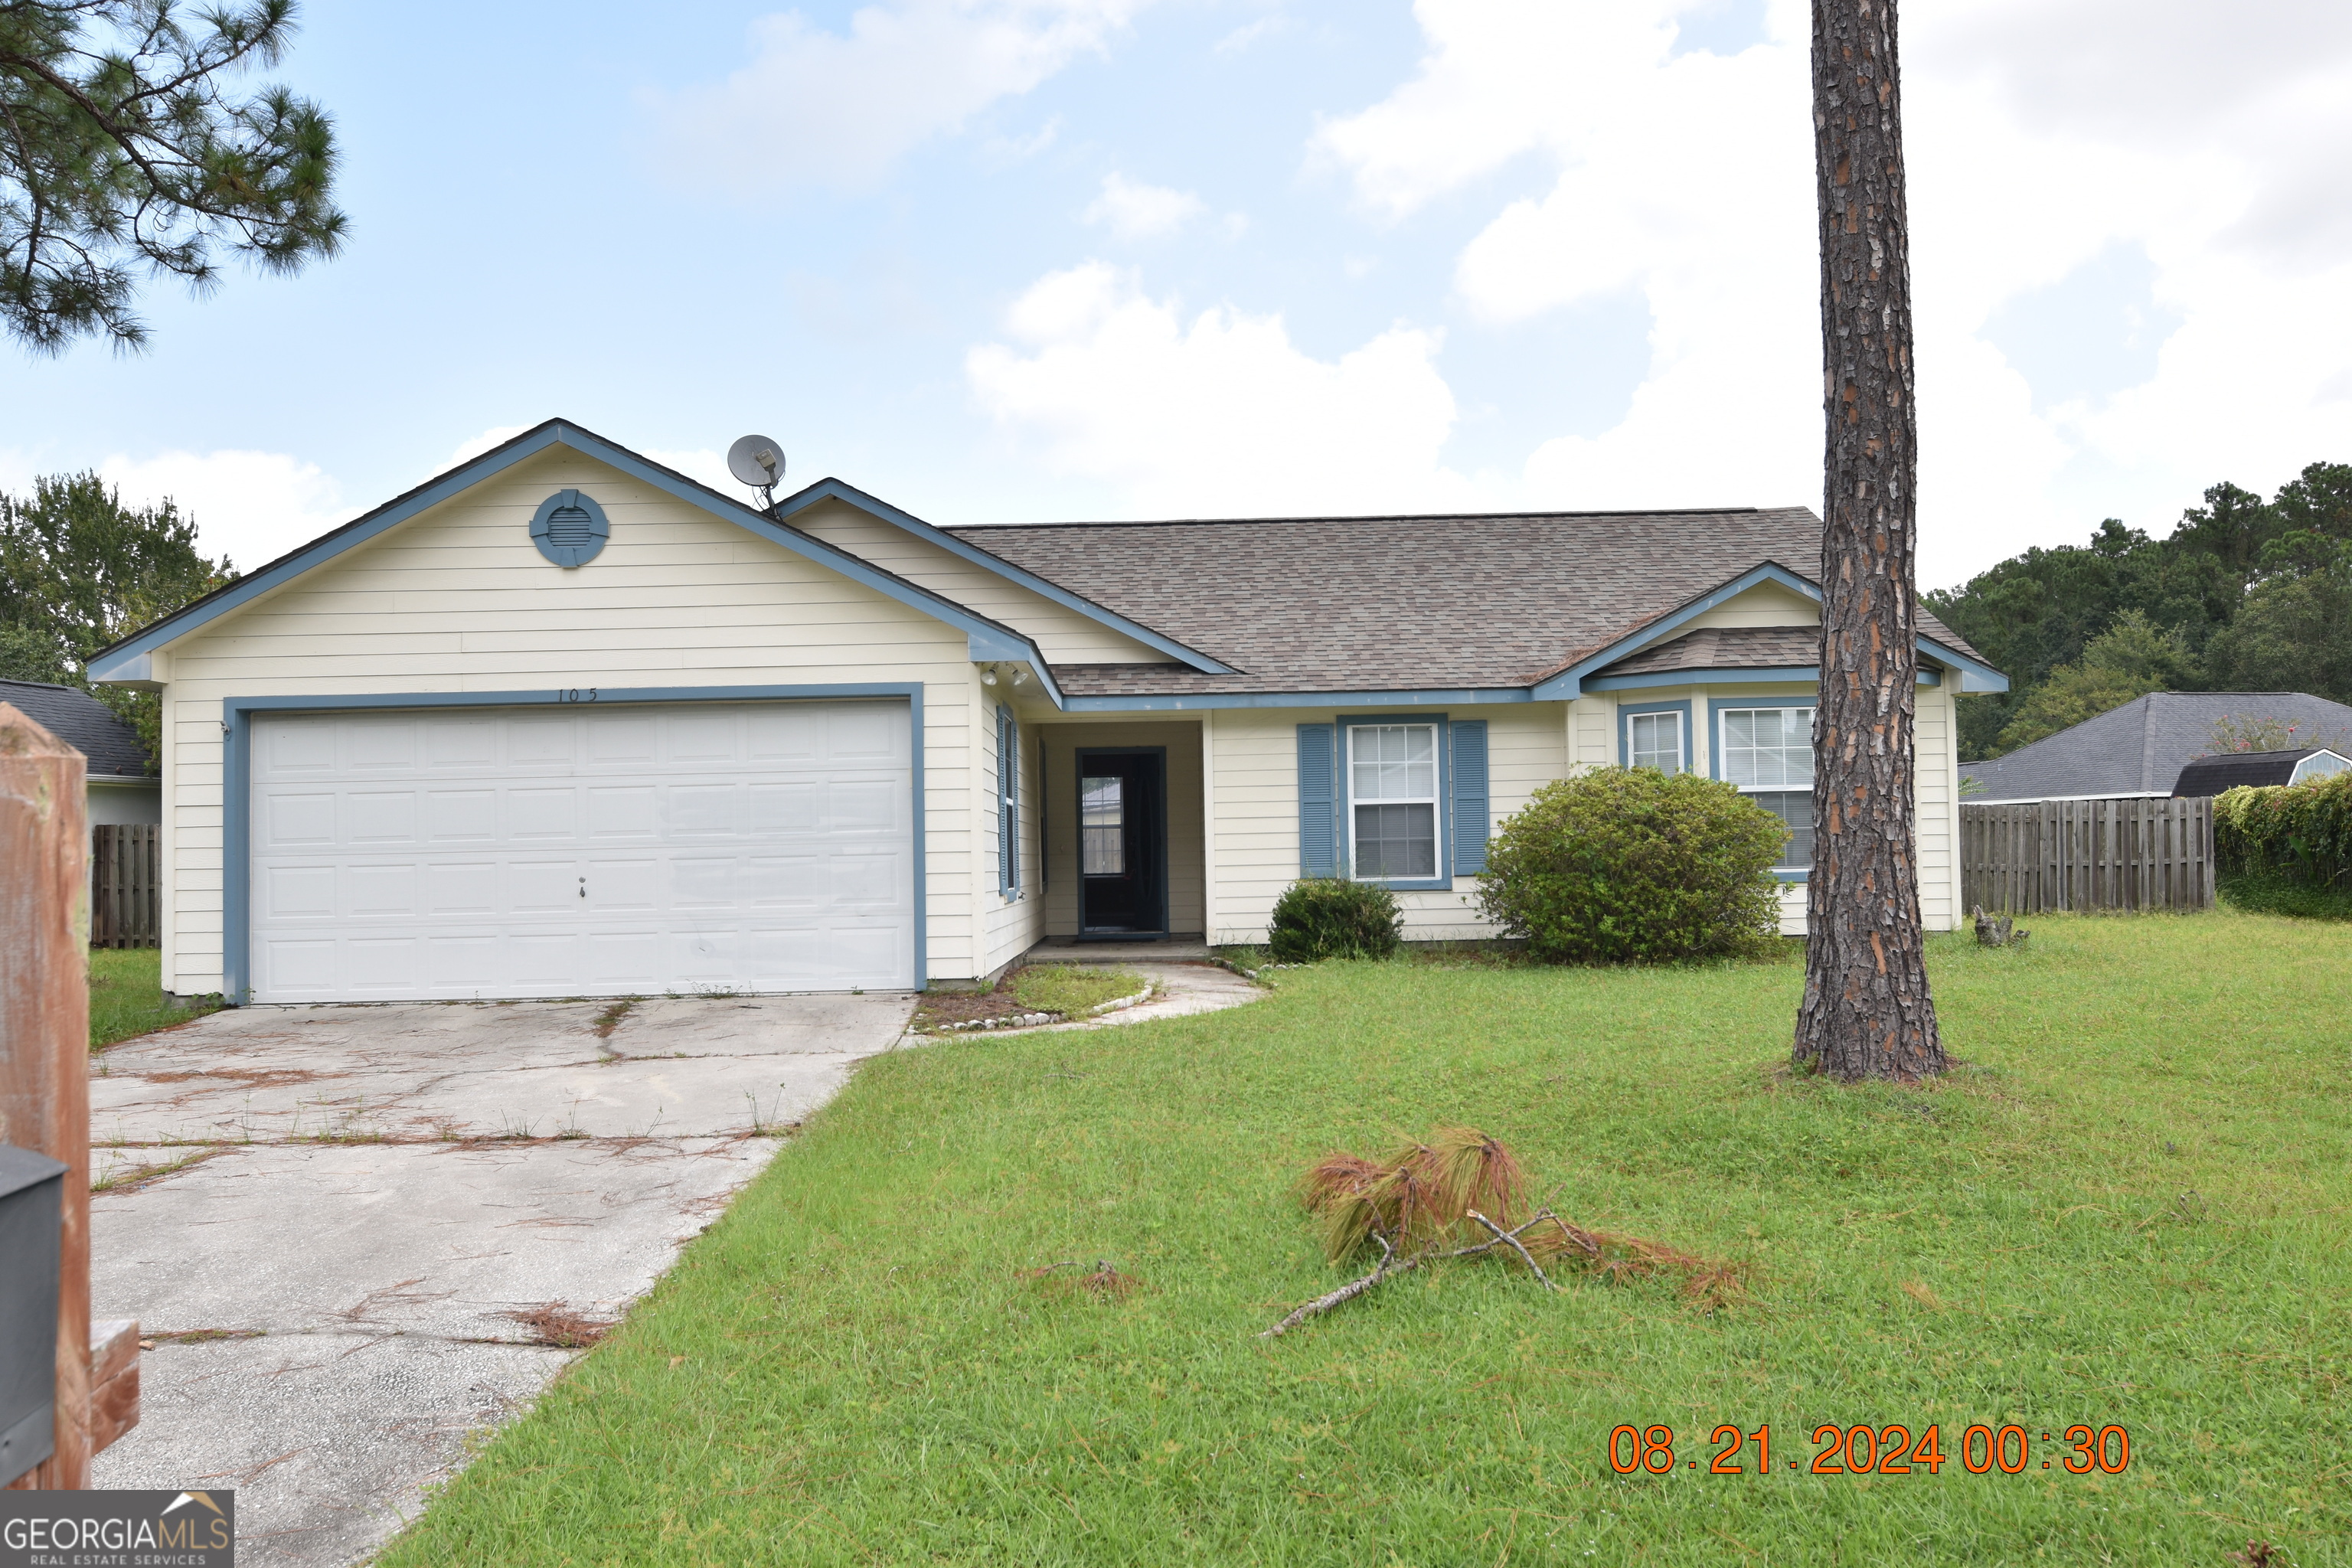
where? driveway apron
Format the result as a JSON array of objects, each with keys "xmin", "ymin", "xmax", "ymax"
[{"xmin": 86, "ymin": 992, "xmax": 914, "ymax": 1567}]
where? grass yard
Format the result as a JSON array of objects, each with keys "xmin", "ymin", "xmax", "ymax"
[
  {"xmin": 88, "ymin": 946, "xmax": 217, "ymax": 1050},
  {"xmin": 382, "ymin": 911, "xmax": 2352, "ymax": 1566}
]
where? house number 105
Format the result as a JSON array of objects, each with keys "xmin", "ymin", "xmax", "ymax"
[{"xmin": 557, "ymin": 688, "xmax": 599, "ymax": 703}]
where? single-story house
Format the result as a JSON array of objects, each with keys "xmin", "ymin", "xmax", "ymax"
[
  {"xmin": 2172, "ymin": 747, "xmax": 2352, "ymax": 797},
  {"xmin": 1960, "ymin": 691, "xmax": 2352, "ymax": 804},
  {"xmin": 0, "ymin": 677, "xmax": 159, "ymax": 825},
  {"xmin": 87, "ymin": 420, "xmax": 2004, "ymax": 1005}
]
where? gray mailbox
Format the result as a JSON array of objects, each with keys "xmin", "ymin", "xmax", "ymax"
[{"xmin": 0, "ymin": 1142, "xmax": 66, "ymax": 1488}]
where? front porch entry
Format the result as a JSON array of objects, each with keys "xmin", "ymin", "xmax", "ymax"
[{"xmin": 1037, "ymin": 720, "xmax": 1205, "ymax": 946}]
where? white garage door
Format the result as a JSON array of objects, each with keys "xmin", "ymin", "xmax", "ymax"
[{"xmin": 247, "ymin": 700, "xmax": 915, "ymax": 1003}]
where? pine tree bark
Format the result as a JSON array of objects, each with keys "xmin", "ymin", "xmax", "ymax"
[{"xmin": 1795, "ymin": 0, "xmax": 1945, "ymax": 1080}]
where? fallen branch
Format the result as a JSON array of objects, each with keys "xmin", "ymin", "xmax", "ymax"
[{"xmin": 1263, "ymin": 1128, "xmax": 1751, "ymax": 1336}]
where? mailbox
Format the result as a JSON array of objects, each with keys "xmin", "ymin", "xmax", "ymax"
[{"xmin": 0, "ymin": 1142, "xmax": 65, "ymax": 1487}]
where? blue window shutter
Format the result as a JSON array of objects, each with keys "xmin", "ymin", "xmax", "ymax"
[
  {"xmin": 1006, "ymin": 714, "xmax": 1021, "ymax": 894},
  {"xmin": 1297, "ymin": 724, "xmax": 1337, "ymax": 877},
  {"xmin": 1452, "ymin": 720, "xmax": 1491, "ymax": 874},
  {"xmin": 997, "ymin": 708, "xmax": 1017, "ymax": 897}
]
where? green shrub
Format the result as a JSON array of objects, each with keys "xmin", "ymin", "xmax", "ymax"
[
  {"xmin": 1475, "ymin": 766, "xmax": 1788, "ymax": 964},
  {"xmin": 1269, "ymin": 877, "xmax": 1403, "ymax": 963},
  {"xmin": 2213, "ymin": 772, "xmax": 2352, "ymax": 890}
]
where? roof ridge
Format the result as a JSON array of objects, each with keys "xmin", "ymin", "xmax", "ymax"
[{"xmin": 943, "ymin": 506, "xmax": 1777, "ymax": 531}]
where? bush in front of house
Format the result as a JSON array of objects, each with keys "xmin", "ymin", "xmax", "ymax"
[
  {"xmin": 2213, "ymin": 771, "xmax": 2352, "ymax": 890},
  {"xmin": 1475, "ymin": 766, "xmax": 1788, "ymax": 964},
  {"xmin": 1269, "ymin": 877, "xmax": 1404, "ymax": 963}
]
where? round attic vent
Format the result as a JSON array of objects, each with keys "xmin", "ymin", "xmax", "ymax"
[{"xmin": 529, "ymin": 489, "xmax": 610, "ymax": 567}]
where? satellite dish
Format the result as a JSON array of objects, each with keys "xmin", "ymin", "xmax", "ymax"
[{"xmin": 727, "ymin": 434, "xmax": 785, "ymax": 489}]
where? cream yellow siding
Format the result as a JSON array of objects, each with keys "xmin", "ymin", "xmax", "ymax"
[
  {"xmin": 792, "ymin": 501, "xmax": 1170, "ymax": 667},
  {"xmin": 1684, "ymin": 580, "xmax": 1820, "ymax": 631},
  {"xmin": 151, "ymin": 447, "xmax": 998, "ymax": 995},
  {"xmin": 978, "ymin": 692, "xmax": 1048, "ymax": 979},
  {"xmin": 1202, "ymin": 685, "xmax": 1962, "ymax": 946}
]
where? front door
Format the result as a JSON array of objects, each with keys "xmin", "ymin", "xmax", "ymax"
[{"xmin": 1076, "ymin": 750, "xmax": 1165, "ymax": 936}]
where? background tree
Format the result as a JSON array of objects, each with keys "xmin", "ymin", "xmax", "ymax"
[
  {"xmin": 2, "ymin": 0, "xmax": 345, "ymax": 353},
  {"xmin": 1795, "ymin": 0, "xmax": 1942, "ymax": 1081},
  {"xmin": 1989, "ymin": 610, "xmax": 2199, "ymax": 752},
  {"xmin": 1929, "ymin": 462, "xmax": 2352, "ymax": 757},
  {"xmin": 0, "ymin": 470, "xmax": 234, "ymax": 761}
]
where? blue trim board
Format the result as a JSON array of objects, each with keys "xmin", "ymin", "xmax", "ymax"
[
  {"xmin": 88, "ymin": 420, "xmax": 1067, "ymax": 709},
  {"xmin": 220, "ymin": 683, "xmax": 929, "ymax": 1003},
  {"xmin": 1337, "ymin": 713, "xmax": 1452, "ymax": 890},
  {"xmin": 1707, "ymin": 695, "xmax": 1815, "ymax": 884},
  {"xmin": 1616, "ymin": 699, "xmax": 1691, "ymax": 772},
  {"xmin": 1579, "ymin": 665, "xmax": 1944, "ymax": 692},
  {"xmin": 772, "ymin": 477, "xmax": 1233, "ymax": 675},
  {"xmin": 1064, "ymin": 687, "xmax": 1530, "ymax": 713},
  {"xmin": 1531, "ymin": 562, "xmax": 1821, "ymax": 700}
]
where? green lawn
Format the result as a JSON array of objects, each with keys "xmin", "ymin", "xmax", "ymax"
[
  {"xmin": 382, "ymin": 911, "xmax": 2352, "ymax": 1566},
  {"xmin": 89, "ymin": 946, "xmax": 217, "ymax": 1050}
]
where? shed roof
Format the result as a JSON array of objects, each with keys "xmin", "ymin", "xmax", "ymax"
[
  {"xmin": 949, "ymin": 510, "xmax": 1978, "ymax": 695},
  {"xmin": 0, "ymin": 679, "xmax": 151, "ymax": 778},
  {"xmin": 2173, "ymin": 748, "xmax": 2351, "ymax": 797},
  {"xmin": 1962, "ymin": 692, "xmax": 2352, "ymax": 802}
]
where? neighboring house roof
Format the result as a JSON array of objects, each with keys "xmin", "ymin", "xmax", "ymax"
[
  {"xmin": 1961, "ymin": 692, "xmax": 2352, "ymax": 802},
  {"xmin": 2173, "ymin": 747, "xmax": 2352, "ymax": 797},
  {"xmin": 1593, "ymin": 625, "xmax": 1821, "ymax": 678},
  {"xmin": 0, "ymin": 678, "xmax": 151, "ymax": 779},
  {"xmin": 949, "ymin": 511, "xmax": 1987, "ymax": 698}
]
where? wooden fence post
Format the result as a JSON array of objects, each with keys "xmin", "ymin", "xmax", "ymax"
[{"xmin": 0, "ymin": 704, "xmax": 92, "ymax": 1491}]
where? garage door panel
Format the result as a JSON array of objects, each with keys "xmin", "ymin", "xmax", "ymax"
[
  {"xmin": 346, "ymin": 863, "xmax": 419, "ymax": 917},
  {"xmin": 262, "ymin": 864, "xmax": 337, "ymax": 920},
  {"xmin": 424, "ymin": 789, "xmax": 498, "ymax": 841},
  {"xmin": 266, "ymin": 793, "xmax": 337, "ymax": 847},
  {"xmin": 586, "ymin": 786, "xmax": 658, "ymax": 838},
  {"xmin": 426, "ymin": 861, "xmax": 501, "ymax": 915},
  {"xmin": 669, "ymin": 783, "xmax": 740, "ymax": 836},
  {"xmin": 250, "ymin": 701, "xmax": 916, "ymax": 1002},
  {"xmin": 508, "ymin": 786, "xmax": 576, "ymax": 838}
]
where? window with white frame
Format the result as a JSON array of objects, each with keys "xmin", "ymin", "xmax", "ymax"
[
  {"xmin": 1720, "ymin": 706, "xmax": 1815, "ymax": 871},
  {"xmin": 1626, "ymin": 709, "xmax": 1684, "ymax": 773},
  {"xmin": 1348, "ymin": 724, "xmax": 1439, "ymax": 879}
]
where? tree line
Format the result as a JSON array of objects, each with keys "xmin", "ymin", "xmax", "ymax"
[
  {"xmin": 1926, "ymin": 462, "xmax": 2352, "ymax": 760},
  {"xmin": 0, "ymin": 474, "xmax": 236, "ymax": 764}
]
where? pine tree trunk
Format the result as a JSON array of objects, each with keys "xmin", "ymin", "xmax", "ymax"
[{"xmin": 1795, "ymin": 0, "xmax": 1945, "ymax": 1080}]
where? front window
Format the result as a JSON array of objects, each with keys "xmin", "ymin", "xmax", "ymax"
[
  {"xmin": 1627, "ymin": 710, "xmax": 1684, "ymax": 773},
  {"xmin": 1720, "ymin": 706, "xmax": 1815, "ymax": 871},
  {"xmin": 1349, "ymin": 724, "xmax": 1438, "ymax": 879}
]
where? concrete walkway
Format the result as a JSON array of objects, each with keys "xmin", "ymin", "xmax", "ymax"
[{"xmin": 88, "ymin": 991, "xmax": 914, "ymax": 1567}]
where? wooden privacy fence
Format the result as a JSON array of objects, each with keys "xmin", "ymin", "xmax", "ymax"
[
  {"xmin": 90, "ymin": 824, "xmax": 160, "ymax": 948},
  {"xmin": 1961, "ymin": 796, "xmax": 2214, "ymax": 916}
]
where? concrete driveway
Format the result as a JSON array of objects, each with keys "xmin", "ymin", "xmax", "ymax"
[{"xmin": 87, "ymin": 991, "xmax": 915, "ymax": 1566}]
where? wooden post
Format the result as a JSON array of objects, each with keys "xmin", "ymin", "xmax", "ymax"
[{"xmin": 0, "ymin": 704, "xmax": 92, "ymax": 1491}]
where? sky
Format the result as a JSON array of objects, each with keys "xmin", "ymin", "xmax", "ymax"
[{"xmin": 3, "ymin": 0, "xmax": 2349, "ymax": 593}]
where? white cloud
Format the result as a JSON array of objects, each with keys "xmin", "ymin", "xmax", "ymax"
[
  {"xmin": 647, "ymin": 0, "xmax": 1152, "ymax": 192},
  {"xmin": 449, "ymin": 425, "xmax": 531, "ymax": 466},
  {"xmin": 1083, "ymin": 173, "xmax": 1208, "ymax": 240},
  {"xmin": 966, "ymin": 262, "xmax": 1483, "ymax": 514},
  {"xmin": 93, "ymin": 449, "xmax": 349, "ymax": 572},
  {"xmin": 1304, "ymin": 0, "xmax": 2352, "ymax": 586}
]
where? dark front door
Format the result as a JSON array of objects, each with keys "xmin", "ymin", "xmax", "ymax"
[{"xmin": 1077, "ymin": 750, "xmax": 1165, "ymax": 936}]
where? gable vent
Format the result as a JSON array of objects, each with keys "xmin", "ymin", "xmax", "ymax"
[
  {"xmin": 542, "ymin": 503, "xmax": 596, "ymax": 547},
  {"xmin": 528, "ymin": 488, "xmax": 612, "ymax": 567}
]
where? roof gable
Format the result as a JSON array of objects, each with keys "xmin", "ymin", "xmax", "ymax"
[
  {"xmin": 88, "ymin": 421, "xmax": 1064, "ymax": 704},
  {"xmin": 773, "ymin": 479, "xmax": 1230, "ymax": 673}
]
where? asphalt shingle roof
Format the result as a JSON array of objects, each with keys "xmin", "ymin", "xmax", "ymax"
[
  {"xmin": 1960, "ymin": 692, "xmax": 2352, "ymax": 802},
  {"xmin": 0, "ymin": 678, "xmax": 150, "ymax": 777},
  {"xmin": 2172, "ymin": 748, "xmax": 2351, "ymax": 797},
  {"xmin": 946, "ymin": 508, "xmax": 1978, "ymax": 694}
]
